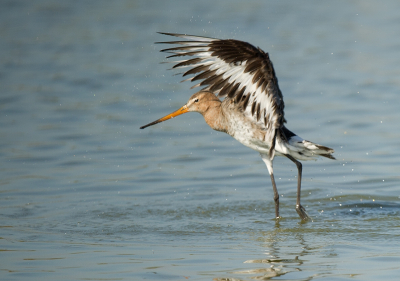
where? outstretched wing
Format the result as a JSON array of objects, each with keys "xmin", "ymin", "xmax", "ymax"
[{"xmin": 157, "ymin": 32, "xmax": 286, "ymax": 135}]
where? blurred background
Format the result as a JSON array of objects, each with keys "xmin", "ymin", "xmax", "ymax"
[{"xmin": 1, "ymin": 1, "xmax": 400, "ymax": 280}]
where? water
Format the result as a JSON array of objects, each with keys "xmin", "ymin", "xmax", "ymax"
[{"xmin": 1, "ymin": 0, "xmax": 400, "ymax": 280}]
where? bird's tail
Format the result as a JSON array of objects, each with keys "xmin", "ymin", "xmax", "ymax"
[
  {"xmin": 284, "ymin": 136, "xmax": 335, "ymax": 161},
  {"xmin": 278, "ymin": 126, "xmax": 335, "ymax": 161},
  {"xmin": 301, "ymin": 140, "xmax": 335, "ymax": 160}
]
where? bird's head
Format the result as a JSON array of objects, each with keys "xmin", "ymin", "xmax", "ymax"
[{"xmin": 140, "ymin": 91, "xmax": 219, "ymax": 129}]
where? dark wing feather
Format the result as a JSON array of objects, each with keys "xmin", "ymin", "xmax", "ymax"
[{"xmin": 157, "ymin": 32, "xmax": 286, "ymax": 141}]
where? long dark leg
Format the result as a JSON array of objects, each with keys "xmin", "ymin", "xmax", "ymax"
[
  {"xmin": 270, "ymin": 172, "xmax": 280, "ymax": 219},
  {"xmin": 261, "ymin": 154, "xmax": 280, "ymax": 219},
  {"xmin": 286, "ymin": 154, "xmax": 310, "ymax": 220}
]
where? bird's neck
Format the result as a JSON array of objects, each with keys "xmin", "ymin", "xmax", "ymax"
[{"xmin": 202, "ymin": 101, "xmax": 228, "ymax": 133}]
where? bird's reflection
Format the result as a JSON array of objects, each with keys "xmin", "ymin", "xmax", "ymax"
[{"xmin": 214, "ymin": 221, "xmax": 317, "ymax": 280}]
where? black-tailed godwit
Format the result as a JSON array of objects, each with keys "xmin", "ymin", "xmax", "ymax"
[{"xmin": 141, "ymin": 33, "xmax": 335, "ymax": 220}]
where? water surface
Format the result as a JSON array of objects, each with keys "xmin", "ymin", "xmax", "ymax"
[{"xmin": 1, "ymin": 1, "xmax": 400, "ymax": 280}]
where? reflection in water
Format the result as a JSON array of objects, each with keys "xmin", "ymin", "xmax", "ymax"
[
  {"xmin": 215, "ymin": 222, "xmax": 334, "ymax": 280},
  {"xmin": 237, "ymin": 259, "xmax": 285, "ymax": 279}
]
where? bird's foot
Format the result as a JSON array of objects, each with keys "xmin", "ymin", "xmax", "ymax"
[{"xmin": 296, "ymin": 204, "xmax": 311, "ymax": 221}]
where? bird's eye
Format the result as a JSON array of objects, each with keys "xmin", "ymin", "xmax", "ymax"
[{"xmin": 194, "ymin": 98, "xmax": 199, "ymax": 103}]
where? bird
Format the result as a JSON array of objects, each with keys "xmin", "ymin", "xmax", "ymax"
[{"xmin": 140, "ymin": 32, "xmax": 335, "ymax": 220}]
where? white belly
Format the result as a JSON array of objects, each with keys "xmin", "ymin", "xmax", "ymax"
[{"xmin": 226, "ymin": 112, "xmax": 271, "ymax": 154}]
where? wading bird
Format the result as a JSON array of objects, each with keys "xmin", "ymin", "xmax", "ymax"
[{"xmin": 140, "ymin": 33, "xmax": 335, "ymax": 220}]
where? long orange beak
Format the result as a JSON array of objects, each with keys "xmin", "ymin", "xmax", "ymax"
[{"xmin": 140, "ymin": 105, "xmax": 189, "ymax": 129}]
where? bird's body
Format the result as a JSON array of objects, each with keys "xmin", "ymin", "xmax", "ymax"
[{"xmin": 141, "ymin": 33, "xmax": 335, "ymax": 220}]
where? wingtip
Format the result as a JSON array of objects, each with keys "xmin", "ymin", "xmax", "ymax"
[
  {"xmin": 155, "ymin": 32, "xmax": 181, "ymax": 44},
  {"xmin": 156, "ymin": 32, "xmax": 217, "ymax": 42},
  {"xmin": 157, "ymin": 31, "xmax": 174, "ymax": 35},
  {"xmin": 157, "ymin": 32, "xmax": 185, "ymax": 37}
]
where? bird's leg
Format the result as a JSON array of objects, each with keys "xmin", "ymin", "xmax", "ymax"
[
  {"xmin": 261, "ymin": 154, "xmax": 280, "ymax": 219},
  {"xmin": 270, "ymin": 172, "xmax": 280, "ymax": 219},
  {"xmin": 286, "ymin": 154, "xmax": 310, "ymax": 220}
]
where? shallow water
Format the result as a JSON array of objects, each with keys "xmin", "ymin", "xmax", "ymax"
[{"xmin": 1, "ymin": 0, "xmax": 400, "ymax": 280}]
